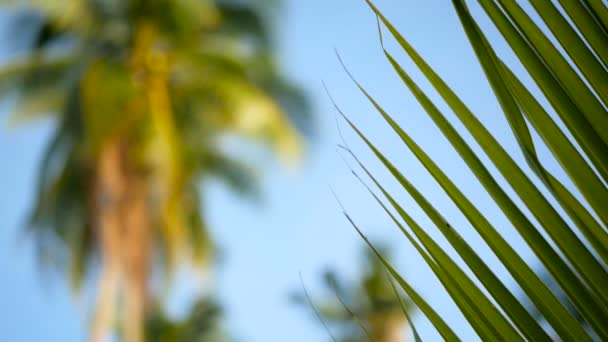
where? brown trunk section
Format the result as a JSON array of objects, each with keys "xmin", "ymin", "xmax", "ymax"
[
  {"xmin": 122, "ymin": 155, "xmax": 150, "ymax": 342},
  {"xmin": 369, "ymin": 314, "xmax": 408, "ymax": 342},
  {"xmin": 91, "ymin": 140, "xmax": 150, "ymax": 342},
  {"xmin": 90, "ymin": 20, "xmax": 172, "ymax": 342}
]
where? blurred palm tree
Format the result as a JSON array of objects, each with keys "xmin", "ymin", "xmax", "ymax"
[
  {"xmin": 0, "ymin": 0, "xmax": 309, "ymax": 341},
  {"xmin": 145, "ymin": 296, "xmax": 225, "ymax": 342},
  {"xmin": 294, "ymin": 244, "xmax": 414, "ymax": 342}
]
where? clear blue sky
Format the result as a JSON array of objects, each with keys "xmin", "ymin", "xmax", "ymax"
[{"xmin": 0, "ymin": 1, "xmax": 556, "ymax": 341}]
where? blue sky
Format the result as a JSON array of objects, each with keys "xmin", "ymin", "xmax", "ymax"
[{"xmin": 0, "ymin": 1, "xmax": 559, "ymax": 341}]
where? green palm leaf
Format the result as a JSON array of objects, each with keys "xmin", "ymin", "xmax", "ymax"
[{"xmin": 336, "ymin": 0, "xmax": 608, "ymax": 339}]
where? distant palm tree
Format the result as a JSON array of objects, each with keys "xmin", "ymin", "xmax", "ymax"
[
  {"xmin": 145, "ymin": 296, "xmax": 225, "ymax": 342},
  {"xmin": 294, "ymin": 244, "xmax": 414, "ymax": 342},
  {"xmin": 0, "ymin": 1, "xmax": 309, "ymax": 341}
]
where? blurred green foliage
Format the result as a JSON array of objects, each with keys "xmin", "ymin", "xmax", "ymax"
[
  {"xmin": 294, "ymin": 244, "xmax": 413, "ymax": 342},
  {"xmin": 145, "ymin": 297, "xmax": 225, "ymax": 342},
  {"xmin": 1, "ymin": 0, "xmax": 310, "ymax": 340}
]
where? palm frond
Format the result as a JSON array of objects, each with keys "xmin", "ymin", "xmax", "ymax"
[{"xmin": 336, "ymin": 0, "xmax": 608, "ymax": 339}]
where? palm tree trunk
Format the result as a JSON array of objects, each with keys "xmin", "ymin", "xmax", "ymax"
[
  {"xmin": 90, "ymin": 259, "xmax": 120, "ymax": 342},
  {"xmin": 122, "ymin": 162, "xmax": 150, "ymax": 342},
  {"xmin": 369, "ymin": 314, "xmax": 408, "ymax": 342},
  {"xmin": 90, "ymin": 140, "xmax": 151, "ymax": 342},
  {"xmin": 90, "ymin": 19, "xmax": 174, "ymax": 342},
  {"xmin": 91, "ymin": 141, "xmax": 126, "ymax": 342}
]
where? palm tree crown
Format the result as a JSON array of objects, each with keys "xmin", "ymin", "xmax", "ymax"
[{"xmin": 0, "ymin": 0, "xmax": 309, "ymax": 340}]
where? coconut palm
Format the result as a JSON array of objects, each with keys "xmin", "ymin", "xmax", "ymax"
[
  {"xmin": 294, "ymin": 244, "xmax": 415, "ymax": 342},
  {"xmin": 145, "ymin": 296, "xmax": 225, "ymax": 342},
  {"xmin": 0, "ymin": 0, "xmax": 309, "ymax": 341},
  {"xmin": 336, "ymin": 0, "xmax": 608, "ymax": 340}
]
